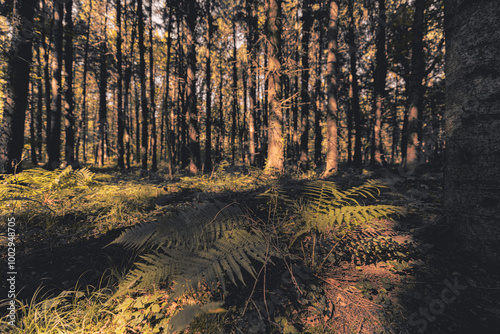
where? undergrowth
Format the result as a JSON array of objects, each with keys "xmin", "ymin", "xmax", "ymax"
[{"xmin": 0, "ymin": 165, "xmax": 413, "ymax": 333}]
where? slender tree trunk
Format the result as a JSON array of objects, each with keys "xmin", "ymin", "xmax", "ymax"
[
  {"xmin": 42, "ymin": 0, "xmax": 53, "ymax": 164},
  {"xmin": 349, "ymin": 0, "xmax": 362, "ymax": 168},
  {"xmin": 264, "ymin": 0, "xmax": 284, "ymax": 174},
  {"xmin": 162, "ymin": 8, "xmax": 173, "ymax": 176},
  {"xmin": 29, "ymin": 83, "xmax": 37, "ymax": 164},
  {"xmin": 405, "ymin": 0, "xmax": 425, "ymax": 173},
  {"xmin": 137, "ymin": 0, "xmax": 149, "ymax": 170},
  {"xmin": 64, "ymin": 0, "xmax": 76, "ymax": 167},
  {"xmin": 231, "ymin": 23, "xmax": 238, "ymax": 165},
  {"xmin": 186, "ymin": 0, "xmax": 200, "ymax": 174},
  {"xmin": 116, "ymin": 0, "xmax": 125, "ymax": 169},
  {"xmin": 149, "ymin": 2, "xmax": 157, "ymax": 172},
  {"xmin": 47, "ymin": 1, "xmax": 64, "ymax": 170},
  {"xmin": 312, "ymin": 21, "xmax": 323, "ymax": 167},
  {"xmin": 444, "ymin": 0, "xmax": 500, "ymax": 262},
  {"xmin": 98, "ymin": 16, "xmax": 108, "ymax": 167},
  {"xmin": 246, "ymin": 0, "xmax": 258, "ymax": 166},
  {"xmin": 299, "ymin": 0, "xmax": 313, "ymax": 170},
  {"xmin": 205, "ymin": 0, "xmax": 213, "ymax": 171},
  {"xmin": 323, "ymin": 0, "xmax": 339, "ymax": 177},
  {"xmin": 371, "ymin": 0, "xmax": 387, "ymax": 166}
]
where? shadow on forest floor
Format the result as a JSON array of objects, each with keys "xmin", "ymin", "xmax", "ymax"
[{"xmin": 1, "ymin": 165, "xmax": 500, "ymax": 333}]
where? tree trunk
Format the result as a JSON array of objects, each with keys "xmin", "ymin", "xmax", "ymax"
[
  {"xmin": 64, "ymin": 0, "xmax": 76, "ymax": 167},
  {"xmin": 46, "ymin": 1, "xmax": 64, "ymax": 170},
  {"xmin": 116, "ymin": 0, "xmax": 125, "ymax": 169},
  {"xmin": 323, "ymin": 0, "xmax": 339, "ymax": 177},
  {"xmin": 299, "ymin": 0, "xmax": 313, "ymax": 170},
  {"xmin": 149, "ymin": 2, "xmax": 158, "ymax": 172},
  {"xmin": 138, "ymin": 0, "xmax": 149, "ymax": 170},
  {"xmin": 313, "ymin": 17, "xmax": 323, "ymax": 167},
  {"xmin": 444, "ymin": 0, "xmax": 500, "ymax": 262},
  {"xmin": 205, "ymin": 0, "xmax": 213, "ymax": 171},
  {"xmin": 98, "ymin": 36, "xmax": 108, "ymax": 167},
  {"xmin": 186, "ymin": 0, "xmax": 200, "ymax": 174},
  {"xmin": 264, "ymin": 0, "xmax": 284, "ymax": 174},
  {"xmin": 405, "ymin": 0, "xmax": 425, "ymax": 173},
  {"xmin": 231, "ymin": 24, "xmax": 238, "ymax": 165},
  {"xmin": 371, "ymin": 0, "xmax": 387, "ymax": 166},
  {"xmin": 246, "ymin": 0, "xmax": 258, "ymax": 166},
  {"xmin": 349, "ymin": 0, "xmax": 362, "ymax": 168}
]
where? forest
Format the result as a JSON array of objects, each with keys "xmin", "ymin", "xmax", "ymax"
[{"xmin": 0, "ymin": 0, "xmax": 499, "ymax": 333}]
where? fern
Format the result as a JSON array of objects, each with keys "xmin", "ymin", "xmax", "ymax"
[
  {"xmin": 297, "ymin": 180, "xmax": 405, "ymax": 239},
  {"xmin": 112, "ymin": 201, "xmax": 277, "ymax": 301}
]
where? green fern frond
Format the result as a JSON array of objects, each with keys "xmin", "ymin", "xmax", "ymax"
[{"xmin": 110, "ymin": 201, "xmax": 247, "ymax": 252}]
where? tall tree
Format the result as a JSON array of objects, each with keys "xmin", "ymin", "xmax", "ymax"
[
  {"xmin": 205, "ymin": 0, "xmax": 214, "ymax": 171},
  {"xmin": 371, "ymin": 0, "xmax": 387, "ymax": 166},
  {"xmin": 404, "ymin": 0, "xmax": 425, "ymax": 173},
  {"xmin": 444, "ymin": 0, "xmax": 500, "ymax": 261},
  {"xmin": 47, "ymin": 1, "xmax": 64, "ymax": 170},
  {"xmin": 299, "ymin": 0, "xmax": 313, "ymax": 169},
  {"xmin": 264, "ymin": 0, "xmax": 284, "ymax": 174},
  {"xmin": 64, "ymin": 0, "xmax": 76, "ymax": 167},
  {"xmin": 0, "ymin": 0, "xmax": 36, "ymax": 173},
  {"xmin": 186, "ymin": 0, "xmax": 200, "ymax": 174},
  {"xmin": 349, "ymin": 0, "xmax": 362, "ymax": 168},
  {"xmin": 116, "ymin": 0, "xmax": 125, "ymax": 169},
  {"xmin": 149, "ymin": 1, "xmax": 158, "ymax": 172},
  {"xmin": 246, "ymin": 0, "xmax": 258, "ymax": 166},
  {"xmin": 97, "ymin": 4, "xmax": 109, "ymax": 167},
  {"xmin": 323, "ymin": 0, "xmax": 339, "ymax": 177},
  {"xmin": 138, "ymin": 0, "xmax": 149, "ymax": 170}
]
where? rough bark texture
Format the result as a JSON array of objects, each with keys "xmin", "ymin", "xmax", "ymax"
[
  {"xmin": 444, "ymin": 0, "xmax": 500, "ymax": 262},
  {"xmin": 0, "ymin": 0, "xmax": 35, "ymax": 173},
  {"xmin": 205, "ymin": 0, "xmax": 213, "ymax": 171},
  {"xmin": 247, "ymin": 0, "xmax": 258, "ymax": 166},
  {"xmin": 264, "ymin": 0, "xmax": 284, "ymax": 174},
  {"xmin": 323, "ymin": 0, "xmax": 339, "ymax": 177},
  {"xmin": 116, "ymin": 0, "xmax": 125, "ymax": 169}
]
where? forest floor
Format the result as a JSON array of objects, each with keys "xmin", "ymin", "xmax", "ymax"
[{"xmin": 1, "ymin": 163, "xmax": 500, "ymax": 333}]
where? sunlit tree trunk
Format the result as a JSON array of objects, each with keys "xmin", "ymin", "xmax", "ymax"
[
  {"xmin": 231, "ymin": 23, "xmax": 238, "ymax": 165},
  {"xmin": 404, "ymin": 0, "xmax": 425, "ymax": 173},
  {"xmin": 264, "ymin": 0, "xmax": 284, "ymax": 174},
  {"xmin": 323, "ymin": 0, "xmax": 339, "ymax": 177},
  {"xmin": 313, "ymin": 18, "xmax": 323, "ymax": 167},
  {"xmin": 444, "ymin": 0, "xmax": 500, "ymax": 261},
  {"xmin": 97, "ymin": 15, "xmax": 108, "ymax": 167},
  {"xmin": 162, "ymin": 8, "xmax": 173, "ymax": 176},
  {"xmin": 299, "ymin": 0, "xmax": 312, "ymax": 170},
  {"xmin": 246, "ymin": 0, "xmax": 258, "ymax": 166}
]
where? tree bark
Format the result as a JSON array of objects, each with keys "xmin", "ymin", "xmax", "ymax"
[
  {"xmin": 371, "ymin": 0, "xmax": 387, "ymax": 166},
  {"xmin": 149, "ymin": 2, "xmax": 158, "ymax": 172},
  {"xmin": 186, "ymin": 0, "xmax": 200, "ymax": 174},
  {"xmin": 444, "ymin": 0, "xmax": 500, "ymax": 262},
  {"xmin": 299, "ymin": 0, "xmax": 313, "ymax": 170},
  {"xmin": 246, "ymin": 0, "xmax": 258, "ymax": 166},
  {"xmin": 349, "ymin": 0, "xmax": 362, "ymax": 168},
  {"xmin": 64, "ymin": 0, "xmax": 76, "ymax": 167},
  {"xmin": 137, "ymin": 0, "xmax": 149, "ymax": 170},
  {"xmin": 264, "ymin": 0, "xmax": 284, "ymax": 174},
  {"xmin": 405, "ymin": 0, "xmax": 425, "ymax": 173},
  {"xmin": 116, "ymin": 0, "xmax": 125, "ymax": 169},
  {"xmin": 205, "ymin": 0, "xmax": 213, "ymax": 171},
  {"xmin": 323, "ymin": 0, "xmax": 339, "ymax": 177}
]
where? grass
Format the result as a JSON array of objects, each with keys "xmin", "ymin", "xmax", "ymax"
[{"xmin": 0, "ymin": 163, "xmax": 450, "ymax": 333}]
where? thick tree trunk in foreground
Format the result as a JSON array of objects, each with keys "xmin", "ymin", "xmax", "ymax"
[
  {"xmin": 264, "ymin": 0, "xmax": 284, "ymax": 174},
  {"xmin": 138, "ymin": 0, "xmax": 149, "ymax": 170},
  {"xmin": 299, "ymin": 0, "xmax": 312, "ymax": 170},
  {"xmin": 0, "ymin": 0, "xmax": 35, "ymax": 173},
  {"xmin": 444, "ymin": 0, "xmax": 500, "ymax": 262},
  {"xmin": 64, "ymin": 0, "xmax": 77, "ymax": 167}
]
